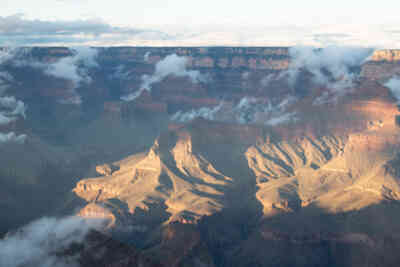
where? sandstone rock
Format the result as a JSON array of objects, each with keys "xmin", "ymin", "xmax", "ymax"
[{"xmin": 96, "ymin": 164, "xmax": 119, "ymax": 176}]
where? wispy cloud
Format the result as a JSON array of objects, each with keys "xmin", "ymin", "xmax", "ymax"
[
  {"xmin": 15, "ymin": 47, "xmax": 99, "ymax": 104},
  {"xmin": 0, "ymin": 96, "xmax": 26, "ymax": 121},
  {"xmin": 287, "ymin": 46, "xmax": 373, "ymax": 87},
  {"xmin": 232, "ymin": 96, "xmax": 297, "ymax": 125},
  {"xmin": 0, "ymin": 216, "xmax": 104, "ymax": 267},
  {"xmin": 0, "ymin": 46, "xmax": 99, "ymax": 145},
  {"xmin": 43, "ymin": 47, "xmax": 99, "ymax": 104},
  {"xmin": 262, "ymin": 46, "xmax": 374, "ymax": 104},
  {"xmin": 171, "ymin": 103, "xmax": 223, "ymax": 122},
  {"xmin": 385, "ymin": 76, "xmax": 400, "ymax": 103},
  {"xmin": 171, "ymin": 96, "xmax": 297, "ymax": 126},
  {"xmin": 121, "ymin": 53, "xmax": 208, "ymax": 101},
  {"xmin": 0, "ymin": 132, "xmax": 27, "ymax": 144},
  {"xmin": 6, "ymin": 46, "xmax": 99, "ymax": 104},
  {"xmin": 0, "ymin": 49, "xmax": 27, "ymax": 144}
]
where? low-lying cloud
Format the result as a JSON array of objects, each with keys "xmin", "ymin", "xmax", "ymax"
[
  {"xmin": 0, "ymin": 49, "xmax": 27, "ymax": 144},
  {"xmin": 7, "ymin": 47, "xmax": 99, "ymax": 104},
  {"xmin": 0, "ymin": 216, "xmax": 104, "ymax": 267},
  {"xmin": 0, "ymin": 48, "xmax": 15, "ymax": 65},
  {"xmin": 171, "ymin": 103, "xmax": 222, "ymax": 122},
  {"xmin": 121, "ymin": 53, "xmax": 207, "ymax": 101},
  {"xmin": 233, "ymin": 96, "xmax": 297, "ymax": 125},
  {"xmin": 171, "ymin": 96, "xmax": 297, "ymax": 126},
  {"xmin": 0, "ymin": 96, "xmax": 26, "ymax": 124},
  {"xmin": 263, "ymin": 46, "xmax": 374, "ymax": 104},
  {"xmin": 287, "ymin": 46, "xmax": 373, "ymax": 88},
  {"xmin": 0, "ymin": 132, "xmax": 27, "ymax": 144},
  {"xmin": 108, "ymin": 65, "xmax": 131, "ymax": 81},
  {"xmin": 36, "ymin": 47, "xmax": 99, "ymax": 104},
  {"xmin": 45, "ymin": 47, "xmax": 98, "ymax": 83},
  {"xmin": 0, "ymin": 46, "xmax": 98, "ymax": 144},
  {"xmin": 144, "ymin": 51, "xmax": 151, "ymax": 62},
  {"xmin": 385, "ymin": 77, "xmax": 400, "ymax": 102},
  {"xmin": 0, "ymin": 71, "xmax": 14, "ymax": 93}
]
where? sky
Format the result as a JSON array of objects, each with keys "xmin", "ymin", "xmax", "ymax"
[{"xmin": 1, "ymin": 0, "xmax": 400, "ymax": 47}]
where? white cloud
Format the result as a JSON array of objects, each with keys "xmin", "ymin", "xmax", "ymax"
[
  {"xmin": 265, "ymin": 112, "xmax": 297, "ymax": 126},
  {"xmin": 0, "ymin": 113, "xmax": 15, "ymax": 125},
  {"xmin": 171, "ymin": 103, "xmax": 222, "ymax": 122},
  {"xmin": 262, "ymin": 46, "xmax": 374, "ymax": 104},
  {"xmin": 0, "ymin": 216, "xmax": 104, "ymax": 267},
  {"xmin": 0, "ymin": 71, "xmax": 14, "ymax": 83},
  {"xmin": 233, "ymin": 96, "xmax": 297, "ymax": 125},
  {"xmin": 385, "ymin": 77, "xmax": 400, "ymax": 102},
  {"xmin": 6, "ymin": 46, "xmax": 98, "ymax": 104},
  {"xmin": 0, "ymin": 96, "xmax": 26, "ymax": 118},
  {"xmin": 108, "ymin": 65, "xmax": 131, "ymax": 81},
  {"xmin": 0, "ymin": 49, "xmax": 28, "ymax": 143},
  {"xmin": 44, "ymin": 47, "xmax": 98, "ymax": 82},
  {"xmin": 0, "ymin": 132, "xmax": 27, "ymax": 144},
  {"xmin": 3, "ymin": 47, "xmax": 98, "ymax": 104},
  {"xmin": 171, "ymin": 96, "xmax": 297, "ymax": 126},
  {"xmin": 0, "ymin": 49, "xmax": 15, "ymax": 65},
  {"xmin": 121, "ymin": 53, "xmax": 207, "ymax": 101},
  {"xmin": 41, "ymin": 47, "xmax": 99, "ymax": 104},
  {"xmin": 287, "ymin": 46, "xmax": 373, "ymax": 87},
  {"xmin": 144, "ymin": 51, "xmax": 151, "ymax": 62},
  {"xmin": 0, "ymin": 71, "xmax": 14, "ymax": 93}
]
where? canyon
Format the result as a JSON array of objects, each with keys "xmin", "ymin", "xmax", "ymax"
[{"xmin": 1, "ymin": 47, "xmax": 400, "ymax": 266}]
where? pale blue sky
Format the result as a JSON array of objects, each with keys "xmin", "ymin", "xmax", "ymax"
[{"xmin": 1, "ymin": 0, "xmax": 400, "ymax": 46}]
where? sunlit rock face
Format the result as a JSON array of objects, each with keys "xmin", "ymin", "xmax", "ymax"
[
  {"xmin": 369, "ymin": 50, "xmax": 400, "ymax": 62},
  {"xmin": 75, "ymin": 95, "xmax": 400, "ymax": 221}
]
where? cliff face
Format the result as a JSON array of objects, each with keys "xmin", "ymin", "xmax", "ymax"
[
  {"xmin": 19, "ymin": 46, "xmax": 290, "ymax": 70},
  {"xmin": 99, "ymin": 47, "xmax": 290, "ymax": 70},
  {"xmin": 26, "ymin": 47, "xmax": 400, "ymax": 70},
  {"xmin": 361, "ymin": 49, "xmax": 400, "ymax": 81}
]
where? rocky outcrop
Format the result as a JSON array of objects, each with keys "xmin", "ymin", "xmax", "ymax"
[
  {"xmin": 78, "ymin": 203, "xmax": 116, "ymax": 228},
  {"xmin": 361, "ymin": 50, "xmax": 400, "ymax": 81},
  {"xmin": 74, "ymin": 129, "xmax": 233, "ymax": 224},
  {"xmin": 96, "ymin": 164, "xmax": 119, "ymax": 176},
  {"xmin": 369, "ymin": 49, "xmax": 400, "ymax": 62},
  {"xmin": 74, "ymin": 96, "xmax": 400, "ymax": 227}
]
